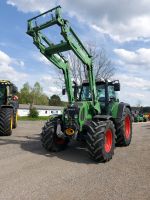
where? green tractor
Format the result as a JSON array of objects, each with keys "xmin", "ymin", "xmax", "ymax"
[
  {"xmin": 0, "ymin": 80, "xmax": 19, "ymax": 136},
  {"xmin": 27, "ymin": 6, "xmax": 132, "ymax": 162},
  {"xmin": 134, "ymin": 113, "xmax": 147, "ymax": 122}
]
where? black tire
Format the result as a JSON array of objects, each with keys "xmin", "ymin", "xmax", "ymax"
[
  {"xmin": 0, "ymin": 108, "xmax": 13, "ymax": 136},
  {"xmin": 41, "ymin": 118, "xmax": 68, "ymax": 152},
  {"xmin": 13, "ymin": 110, "xmax": 18, "ymax": 129},
  {"xmin": 143, "ymin": 118, "xmax": 147, "ymax": 122},
  {"xmin": 85, "ymin": 120, "xmax": 115, "ymax": 162},
  {"xmin": 116, "ymin": 107, "xmax": 132, "ymax": 146}
]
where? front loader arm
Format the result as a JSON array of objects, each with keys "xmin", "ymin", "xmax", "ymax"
[
  {"xmin": 27, "ymin": 6, "xmax": 100, "ymax": 112},
  {"xmin": 32, "ymin": 32, "xmax": 74, "ymax": 103}
]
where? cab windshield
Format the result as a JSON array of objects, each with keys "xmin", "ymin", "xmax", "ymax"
[
  {"xmin": 80, "ymin": 84, "xmax": 117, "ymax": 102},
  {"xmin": 80, "ymin": 84, "xmax": 105, "ymax": 101},
  {"xmin": 0, "ymin": 85, "xmax": 6, "ymax": 105}
]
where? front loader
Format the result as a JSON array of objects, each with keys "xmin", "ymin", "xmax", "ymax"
[
  {"xmin": 0, "ymin": 80, "xmax": 19, "ymax": 136},
  {"xmin": 27, "ymin": 6, "xmax": 132, "ymax": 162}
]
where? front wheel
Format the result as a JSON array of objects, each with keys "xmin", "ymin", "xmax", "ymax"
[
  {"xmin": 143, "ymin": 117, "xmax": 147, "ymax": 122},
  {"xmin": 116, "ymin": 107, "xmax": 132, "ymax": 146},
  {"xmin": 13, "ymin": 110, "xmax": 18, "ymax": 129},
  {"xmin": 41, "ymin": 118, "xmax": 68, "ymax": 152},
  {"xmin": 0, "ymin": 108, "xmax": 13, "ymax": 136},
  {"xmin": 85, "ymin": 120, "xmax": 115, "ymax": 162}
]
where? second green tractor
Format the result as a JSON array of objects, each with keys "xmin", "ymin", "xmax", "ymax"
[
  {"xmin": 27, "ymin": 6, "xmax": 132, "ymax": 162},
  {"xmin": 0, "ymin": 80, "xmax": 18, "ymax": 136}
]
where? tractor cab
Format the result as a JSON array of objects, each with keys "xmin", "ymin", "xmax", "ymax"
[
  {"xmin": 0, "ymin": 80, "xmax": 18, "ymax": 106},
  {"xmin": 80, "ymin": 79, "xmax": 120, "ymax": 114}
]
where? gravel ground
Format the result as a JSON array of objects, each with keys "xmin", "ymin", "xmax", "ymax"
[{"xmin": 0, "ymin": 121, "xmax": 150, "ymax": 200}]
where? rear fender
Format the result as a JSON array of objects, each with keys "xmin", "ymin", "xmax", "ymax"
[
  {"xmin": 1, "ymin": 105, "xmax": 13, "ymax": 109},
  {"xmin": 116, "ymin": 102, "xmax": 131, "ymax": 121},
  {"xmin": 0, "ymin": 105, "xmax": 15, "ymax": 113}
]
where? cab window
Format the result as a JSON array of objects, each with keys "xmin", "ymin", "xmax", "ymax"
[
  {"xmin": 108, "ymin": 85, "xmax": 116, "ymax": 100},
  {"xmin": 0, "ymin": 85, "xmax": 6, "ymax": 104},
  {"xmin": 97, "ymin": 85, "xmax": 105, "ymax": 102},
  {"xmin": 80, "ymin": 85, "xmax": 91, "ymax": 101}
]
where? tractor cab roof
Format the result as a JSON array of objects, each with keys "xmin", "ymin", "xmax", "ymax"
[
  {"xmin": 0, "ymin": 80, "xmax": 18, "ymax": 93},
  {"xmin": 0, "ymin": 80, "xmax": 13, "ymax": 86},
  {"xmin": 82, "ymin": 79, "xmax": 119, "ymax": 86}
]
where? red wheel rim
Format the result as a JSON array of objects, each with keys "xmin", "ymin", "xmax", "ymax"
[
  {"xmin": 55, "ymin": 138, "xmax": 65, "ymax": 145},
  {"xmin": 104, "ymin": 129, "xmax": 113, "ymax": 153},
  {"xmin": 125, "ymin": 115, "xmax": 131, "ymax": 139}
]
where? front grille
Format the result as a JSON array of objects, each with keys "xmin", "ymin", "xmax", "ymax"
[
  {"xmin": 66, "ymin": 106, "xmax": 79, "ymax": 118},
  {"xmin": 80, "ymin": 108, "xmax": 85, "ymax": 121}
]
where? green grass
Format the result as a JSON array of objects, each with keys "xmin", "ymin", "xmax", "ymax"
[{"xmin": 18, "ymin": 116, "xmax": 51, "ymax": 121}]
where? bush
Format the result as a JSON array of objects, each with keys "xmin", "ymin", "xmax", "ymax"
[{"xmin": 28, "ymin": 107, "xmax": 39, "ymax": 118}]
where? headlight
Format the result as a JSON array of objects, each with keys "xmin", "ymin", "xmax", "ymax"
[
  {"xmin": 65, "ymin": 114, "xmax": 68, "ymax": 119},
  {"xmin": 74, "ymin": 114, "xmax": 78, "ymax": 119}
]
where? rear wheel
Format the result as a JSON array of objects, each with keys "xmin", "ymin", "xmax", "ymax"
[
  {"xmin": 41, "ymin": 118, "xmax": 68, "ymax": 152},
  {"xmin": 143, "ymin": 117, "xmax": 147, "ymax": 122},
  {"xmin": 116, "ymin": 107, "xmax": 132, "ymax": 146},
  {"xmin": 85, "ymin": 120, "xmax": 115, "ymax": 162},
  {"xmin": 0, "ymin": 108, "xmax": 13, "ymax": 136}
]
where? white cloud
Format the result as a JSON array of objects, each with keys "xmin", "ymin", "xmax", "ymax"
[
  {"xmin": 47, "ymin": 86, "xmax": 61, "ymax": 94},
  {"xmin": 63, "ymin": 0, "xmax": 150, "ymax": 42},
  {"xmin": 36, "ymin": 54, "xmax": 50, "ymax": 66},
  {"xmin": 7, "ymin": 0, "xmax": 56, "ymax": 13},
  {"xmin": 0, "ymin": 50, "xmax": 28, "ymax": 84},
  {"xmin": 114, "ymin": 48, "xmax": 150, "ymax": 84},
  {"xmin": 7, "ymin": 0, "xmax": 150, "ymax": 42},
  {"xmin": 114, "ymin": 48, "xmax": 150, "ymax": 67},
  {"xmin": 91, "ymin": 16, "xmax": 150, "ymax": 42},
  {"xmin": 40, "ymin": 75, "xmax": 62, "ymax": 97},
  {"xmin": 12, "ymin": 59, "xmax": 25, "ymax": 69},
  {"xmin": 113, "ymin": 48, "xmax": 150, "ymax": 106},
  {"xmin": 115, "ymin": 74, "xmax": 150, "ymax": 91},
  {"xmin": 0, "ymin": 50, "xmax": 11, "ymax": 65},
  {"xmin": 114, "ymin": 73, "xmax": 150, "ymax": 106},
  {"xmin": 41, "ymin": 76, "xmax": 52, "ymax": 82}
]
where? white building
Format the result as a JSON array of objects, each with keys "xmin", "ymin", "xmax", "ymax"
[{"xmin": 18, "ymin": 104, "xmax": 64, "ymax": 117}]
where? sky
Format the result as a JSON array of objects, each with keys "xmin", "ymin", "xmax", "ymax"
[{"xmin": 0, "ymin": 0, "xmax": 150, "ymax": 106}]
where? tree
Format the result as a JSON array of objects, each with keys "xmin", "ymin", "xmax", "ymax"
[
  {"xmin": 58, "ymin": 46, "xmax": 115, "ymax": 85},
  {"xmin": 49, "ymin": 95, "xmax": 62, "ymax": 106},
  {"xmin": 31, "ymin": 82, "xmax": 46, "ymax": 105},
  {"xmin": 19, "ymin": 82, "xmax": 49, "ymax": 106},
  {"xmin": 28, "ymin": 107, "xmax": 39, "ymax": 118},
  {"xmin": 18, "ymin": 82, "xmax": 32, "ymax": 104}
]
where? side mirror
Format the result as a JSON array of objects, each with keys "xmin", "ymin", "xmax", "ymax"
[
  {"xmin": 114, "ymin": 83, "xmax": 120, "ymax": 91},
  {"xmin": 62, "ymin": 88, "xmax": 66, "ymax": 95}
]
